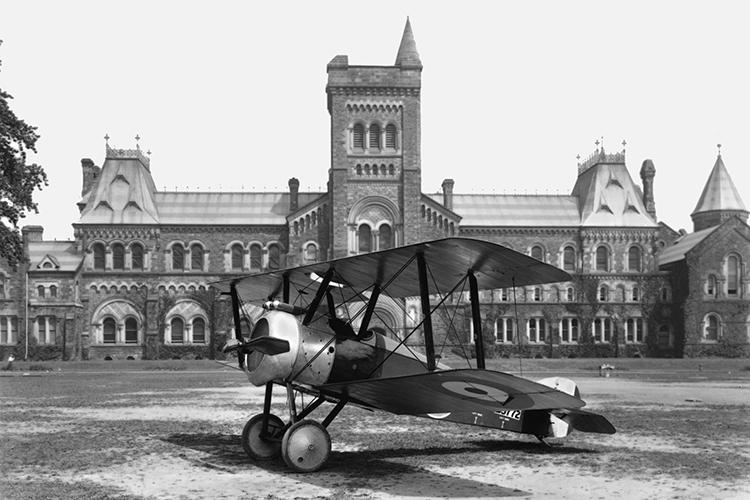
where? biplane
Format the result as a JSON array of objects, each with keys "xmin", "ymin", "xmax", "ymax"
[{"xmin": 215, "ymin": 238, "xmax": 615, "ymax": 472}]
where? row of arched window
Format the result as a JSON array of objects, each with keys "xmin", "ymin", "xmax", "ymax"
[
  {"xmin": 491, "ymin": 316, "xmax": 648, "ymax": 344},
  {"xmin": 91, "ymin": 242, "xmax": 146, "ymax": 271},
  {"xmin": 227, "ymin": 242, "xmax": 282, "ymax": 271},
  {"xmin": 357, "ymin": 222, "xmax": 393, "ymax": 253},
  {"xmin": 420, "ymin": 205, "xmax": 456, "ymax": 235},
  {"xmin": 354, "ymin": 164, "xmax": 396, "ymax": 176},
  {"xmin": 489, "ymin": 283, "xmax": 664, "ymax": 303},
  {"xmin": 351, "ymin": 123, "xmax": 398, "ymax": 151},
  {"xmin": 521, "ymin": 243, "xmax": 646, "ymax": 273},
  {"xmin": 294, "ymin": 209, "xmax": 323, "ymax": 236},
  {"xmin": 704, "ymin": 254, "xmax": 744, "ymax": 298}
]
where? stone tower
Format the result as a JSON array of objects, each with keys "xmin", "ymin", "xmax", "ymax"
[
  {"xmin": 691, "ymin": 152, "xmax": 748, "ymax": 231},
  {"xmin": 326, "ymin": 18, "xmax": 423, "ymax": 258}
]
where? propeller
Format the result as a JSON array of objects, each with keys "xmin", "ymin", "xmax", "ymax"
[{"xmin": 223, "ymin": 337, "xmax": 290, "ymax": 356}]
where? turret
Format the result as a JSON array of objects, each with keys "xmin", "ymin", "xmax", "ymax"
[
  {"xmin": 288, "ymin": 177, "xmax": 300, "ymax": 213},
  {"xmin": 640, "ymin": 159, "xmax": 656, "ymax": 220},
  {"xmin": 442, "ymin": 179, "xmax": 454, "ymax": 211},
  {"xmin": 691, "ymin": 149, "xmax": 748, "ymax": 231}
]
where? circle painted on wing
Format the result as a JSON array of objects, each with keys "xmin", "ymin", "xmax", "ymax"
[{"xmin": 441, "ymin": 381, "xmax": 509, "ymax": 403}]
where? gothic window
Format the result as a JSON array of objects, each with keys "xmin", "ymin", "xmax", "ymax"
[
  {"xmin": 563, "ymin": 246, "xmax": 576, "ymax": 272},
  {"xmin": 250, "ymin": 244, "xmax": 262, "ymax": 270},
  {"xmin": 379, "ymin": 224, "xmax": 393, "ymax": 250},
  {"xmin": 170, "ymin": 317, "xmax": 184, "ymax": 343},
  {"xmin": 268, "ymin": 244, "xmax": 281, "ymax": 270},
  {"xmin": 50, "ymin": 285, "xmax": 57, "ymax": 298},
  {"xmin": 352, "ymin": 124, "xmax": 364, "ymax": 149},
  {"xmin": 703, "ymin": 313, "xmax": 720, "ymax": 342},
  {"xmin": 131, "ymin": 243, "xmax": 144, "ymax": 270},
  {"xmin": 628, "ymin": 246, "xmax": 642, "ymax": 272},
  {"xmin": 369, "ymin": 124, "xmax": 380, "ymax": 149},
  {"xmin": 305, "ymin": 243, "xmax": 318, "ymax": 263},
  {"xmin": 495, "ymin": 318, "xmax": 514, "ymax": 343},
  {"xmin": 305, "ymin": 214, "xmax": 311, "ymax": 229},
  {"xmin": 37, "ymin": 285, "xmax": 45, "ymax": 298},
  {"xmin": 231, "ymin": 244, "xmax": 244, "ymax": 270},
  {"xmin": 594, "ymin": 318, "xmax": 612, "ymax": 343},
  {"xmin": 358, "ymin": 224, "xmax": 372, "ymax": 253},
  {"xmin": 706, "ymin": 274, "xmax": 716, "ymax": 296},
  {"xmin": 727, "ymin": 255, "xmax": 740, "ymax": 296},
  {"xmin": 531, "ymin": 245, "xmax": 544, "ymax": 262},
  {"xmin": 560, "ymin": 317, "xmax": 579, "ymax": 343},
  {"xmin": 625, "ymin": 318, "xmax": 645, "ymax": 343},
  {"xmin": 596, "ymin": 246, "xmax": 610, "ymax": 272},
  {"xmin": 527, "ymin": 318, "xmax": 546, "ymax": 343},
  {"xmin": 125, "ymin": 317, "xmax": 138, "ymax": 344},
  {"xmin": 193, "ymin": 318, "xmax": 206, "ymax": 343},
  {"xmin": 112, "ymin": 243, "xmax": 125, "ymax": 270},
  {"xmin": 172, "ymin": 244, "xmax": 185, "ymax": 271},
  {"xmin": 191, "ymin": 244, "xmax": 204, "ymax": 271},
  {"xmin": 103, "ymin": 318, "xmax": 116, "ymax": 344},
  {"xmin": 385, "ymin": 124, "xmax": 397, "ymax": 149},
  {"xmin": 599, "ymin": 285, "xmax": 609, "ymax": 302},
  {"xmin": 93, "ymin": 243, "xmax": 105, "ymax": 270}
]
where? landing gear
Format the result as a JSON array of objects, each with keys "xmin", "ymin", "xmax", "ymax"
[
  {"xmin": 241, "ymin": 413, "xmax": 284, "ymax": 460},
  {"xmin": 281, "ymin": 420, "xmax": 332, "ymax": 472}
]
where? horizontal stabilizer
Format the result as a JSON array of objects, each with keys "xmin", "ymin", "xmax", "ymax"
[{"xmin": 556, "ymin": 409, "xmax": 616, "ymax": 434}]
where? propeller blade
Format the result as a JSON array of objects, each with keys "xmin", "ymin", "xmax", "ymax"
[{"xmin": 240, "ymin": 337, "xmax": 290, "ymax": 356}]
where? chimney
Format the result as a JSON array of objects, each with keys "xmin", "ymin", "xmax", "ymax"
[
  {"xmin": 639, "ymin": 160, "xmax": 656, "ymax": 220},
  {"xmin": 22, "ymin": 225, "xmax": 44, "ymax": 250},
  {"xmin": 81, "ymin": 158, "xmax": 101, "ymax": 197},
  {"xmin": 288, "ymin": 177, "xmax": 300, "ymax": 213},
  {"xmin": 442, "ymin": 178, "xmax": 455, "ymax": 211}
]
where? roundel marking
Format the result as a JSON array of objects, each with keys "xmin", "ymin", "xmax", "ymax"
[{"xmin": 441, "ymin": 381, "xmax": 510, "ymax": 403}]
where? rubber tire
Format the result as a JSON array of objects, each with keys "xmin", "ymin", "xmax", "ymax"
[
  {"xmin": 241, "ymin": 413, "xmax": 284, "ymax": 460},
  {"xmin": 281, "ymin": 420, "xmax": 332, "ymax": 472}
]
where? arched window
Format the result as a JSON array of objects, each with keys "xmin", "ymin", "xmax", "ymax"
[
  {"xmin": 103, "ymin": 318, "xmax": 116, "ymax": 344},
  {"xmin": 527, "ymin": 318, "xmax": 546, "ymax": 343},
  {"xmin": 727, "ymin": 255, "xmax": 740, "ymax": 296},
  {"xmin": 125, "ymin": 317, "xmax": 138, "ymax": 344},
  {"xmin": 250, "ymin": 244, "xmax": 262, "ymax": 270},
  {"xmin": 305, "ymin": 243, "xmax": 318, "ymax": 262},
  {"xmin": 231, "ymin": 244, "xmax": 244, "ymax": 270},
  {"xmin": 352, "ymin": 124, "xmax": 364, "ymax": 149},
  {"xmin": 599, "ymin": 285, "xmax": 609, "ymax": 302},
  {"xmin": 37, "ymin": 285, "xmax": 45, "ymax": 298},
  {"xmin": 594, "ymin": 318, "xmax": 612, "ymax": 343},
  {"xmin": 706, "ymin": 274, "xmax": 716, "ymax": 296},
  {"xmin": 170, "ymin": 317, "xmax": 184, "ymax": 343},
  {"xmin": 193, "ymin": 318, "xmax": 206, "ymax": 343},
  {"xmin": 566, "ymin": 287, "xmax": 574, "ymax": 302},
  {"xmin": 560, "ymin": 317, "xmax": 579, "ymax": 343},
  {"xmin": 50, "ymin": 285, "xmax": 57, "ymax": 298},
  {"xmin": 358, "ymin": 224, "xmax": 372, "ymax": 253},
  {"xmin": 93, "ymin": 243, "xmax": 105, "ymax": 270},
  {"xmin": 190, "ymin": 244, "xmax": 204, "ymax": 271},
  {"xmin": 388, "ymin": 164, "xmax": 395, "ymax": 175},
  {"xmin": 563, "ymin": 246, "xmax": 576, "ymax": 272},
  {"xmin": 172, "ymin": 244, "xmax": 185, "ymax": 270},
  {"xmin": 112, "ymin": 243, "xmax": 125, "ymax": 270},
  {"xmin": 369, "ymin": 124, "xmax": 380, "ymax": 149},
  {"xmin": 268, "ymin": 244, "xmax": 281, "ymax": 270},
  {"xmin": 703, "ymin": 314, "xmax": 720, "ymax": 341},
  {"xmin": 531, "ymin": 245, "xmax": 544, "ymax": 262},
  {"xmin": 625, "ymin": 318, "xmax": 644, "ymax": 343},
  {"xmin": 131, "ymin": 243, "xmax": 144, "ymax": 270},
  {"xmin": 379, "ymin": 224, "xmax": 393, "ymax": 250},
  {"xmin": 632, "ymin": 286, "xmax": 640, "ymax": 301},
  {"xmin": 293, "ymin": 221, "xmax": 299, "ymax": 235},
  {"xmin": 628, "ymin": 246, "xmax": 642, "ymax": 272},
  {"xmin": 596, "ymin": 246, "xmax": 609, "ymax": 272},
  {"xmin": 385, "ymin": 124, "xmax": 397, "ymax": 149},
  {"xmin": 311, "ymin": 211, "xmax": 317, "ymax": 226},
  {"xmin": 533, "ymin": 287, "xmax": 542, "ymax": 302}
]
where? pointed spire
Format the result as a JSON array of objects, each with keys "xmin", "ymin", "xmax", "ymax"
[
  {"xmin": 692, "ymin": 153, "xmax": 747, "ymax": 215},
  {"xmin": 395, "ymin": 17, "xmax": 422, "ymax": 69}
]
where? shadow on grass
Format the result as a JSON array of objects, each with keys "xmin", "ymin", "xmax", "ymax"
[{"xmin": 164, "ymin": 432, "xmax": 598, "ymax": 498}]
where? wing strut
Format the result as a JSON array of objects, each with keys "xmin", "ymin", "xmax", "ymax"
[
  {"xmin": 229, "ymin": 281, "xmax": 245, "ymax": 369},
  {"xmin": 468, "ymin": 271, "xmax": 486, "ymax": 369},
  {"xmin": 416, "ymin": 252, "xmax": 437, "ymax": 371},
  {"xmin": 358, "ymin": 284, "xmax": 381, "ymax": 337},
  {"xmin": 303, "ymin": 267, "xmax": 333, "ymax": 326}
]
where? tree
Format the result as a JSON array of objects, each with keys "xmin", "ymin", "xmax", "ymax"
[{"xmin": 1, "ymin": 41, "xmax": 48, "ymax": 267}]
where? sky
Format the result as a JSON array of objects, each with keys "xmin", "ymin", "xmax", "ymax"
[{"xmin": 2, "ymin": 1, "xmax": 749, "ymax": 241}]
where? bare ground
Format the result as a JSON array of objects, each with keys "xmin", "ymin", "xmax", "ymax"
[{"xmin": 1, "ymin": 361, "xmax": 748, "ymax": 499}]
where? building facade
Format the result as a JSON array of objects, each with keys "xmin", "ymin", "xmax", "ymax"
[{"xmin": 1, "ymin": 19, "xmax": 748, "ymax": 361}]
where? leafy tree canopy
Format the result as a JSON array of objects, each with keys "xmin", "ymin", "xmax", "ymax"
[{"xmin": 0, "ymin": 40, "xmax": 48, "ymax": 267}]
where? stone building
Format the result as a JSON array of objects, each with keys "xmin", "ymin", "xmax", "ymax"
[{"xmin": 1, "ymin": 19, "xmax": 748, "ymax": 361}]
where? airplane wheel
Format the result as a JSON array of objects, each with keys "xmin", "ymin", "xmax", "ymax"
[
  {"xmin": 241, "ymin": 413, "xmax": 284, "ymax": 460},
  {"xmin": 281, "ymin": 419, "xmax": 331, "ymax": 472}
]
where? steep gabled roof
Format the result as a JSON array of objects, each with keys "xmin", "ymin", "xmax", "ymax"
[
  {"xmin": 692, "ymin": 154, "xmax": 747, "ymax": 215},
  {"xmin": 657, "ymin": 226, "xmax": 717, "ymax": 266}
]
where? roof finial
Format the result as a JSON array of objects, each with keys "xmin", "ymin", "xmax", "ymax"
[
  {"xmin": 717, "ymin": 143, "xmax": 722, "ymax": 157},
  {"xmin": 135, "ymin": 134, "xmax": 141, "ymax": 150},
  {"xmin": 622, "ymin": 139, "xmax": 627, "ymax": 153},
  {"xmin": 104, "ymin": 133, "xmax": 110, "ymax": 145}
]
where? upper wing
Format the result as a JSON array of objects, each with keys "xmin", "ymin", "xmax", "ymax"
[
  {"xmin": 214, "ymin": 237, "xmax": 571, "ymax": 305},
  {"xmin": 318, "ymin": 368, "xmax": 586, "ymax": 414}
]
